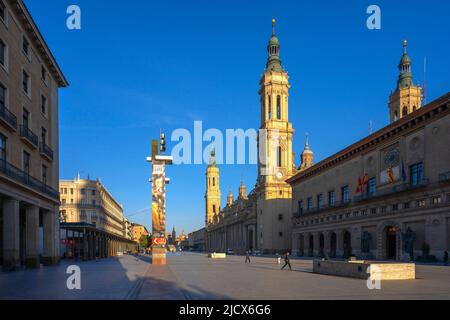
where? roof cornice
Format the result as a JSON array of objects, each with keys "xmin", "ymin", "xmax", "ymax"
[{"xmin": 287, "ymin": 92, "xmax": 450, "ymax": 185}]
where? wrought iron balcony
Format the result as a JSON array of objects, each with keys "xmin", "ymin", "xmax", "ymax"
[
  {"xmin": 0, "ymin": 104, "xmax": 17, "ymax": 131},
  {"xmin": 0, "ymin": 159, "xmax": 59, "ymax": 199},
  {"xmin": 39, "ymin": 142, "xmax": 54, "ymax": 161},
  {"xmin": 19, "ymin": 125, "xmax": 38, "ymax": 148},
  {"xmin": 293, "ymin": 200, "xmax": 351, "ymax": 218},
  {"xmin": 353, "ymin": 179, "xmax": 429, "ymax": 202}
]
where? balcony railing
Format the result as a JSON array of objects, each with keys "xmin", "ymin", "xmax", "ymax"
[
  {"xmin": 0, "ymin": 159, "xmax": 59, "ymax": 199},
  {"xmin": 39, "ymin": 142, "xmax": 54, "ymax": 161},
  {"xmin": 19, "ymin": 125, "xmax": 38, "ymax": 148},
  {"xmin": 0, "ymin": 104, "xmax": 18, "ymax": 131},
  {"xmin": 293, "ymin": 200, "xmax": 351, "ymax": 218},
  {"xmin": 353, "ymin": 179, "xmax": 429, "ymax": 202}
]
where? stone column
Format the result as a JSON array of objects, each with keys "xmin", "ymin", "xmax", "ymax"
[
  {"xmin": 2, "ymin": 199, "xmax": 20, "ymax": 271},
  {"xmin": 324, "ymin": 231, "xmax": 331, "ymax": 258},
  {"xmin": 292, "ymin": 233, "xmax": 299, "ymax": 256},
  {"xmin": 313, "ymin": 232, "xmax": 320, "ymax": 257},
  {"xmin": 42, "ymin": 210, "xmax": 59, "ymax": 265},
  {"xmin": 336, "ymin": 229, "xmax": 344, "ymax": 258},
  {"xmin": 352, "ymin": 227, "xmax": 361, "ymax": 257},
  {"xmin": 82, "ymin": 231, "xmax": 88, "ymax": 261},
  {"xmin": 304, "ymin": 234, "xmax": 311, "ymax": 257},
  {"xmin": 25, "ymin": 206, "xmax": 40, "ymax": 268}
]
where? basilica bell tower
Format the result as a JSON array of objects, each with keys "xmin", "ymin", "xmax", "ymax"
[
  {"xmin": 205, "ymin": 148, "xmax": 221, "ymax": 226},
  {"xmin": 256, "ymin": 19, "xmax": 295, "ymax": 253}
]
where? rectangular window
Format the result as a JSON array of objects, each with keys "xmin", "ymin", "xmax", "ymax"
[
  {"xmin": 367, "ymin": 177, "xmax": 376, "ymax": 196},
  {"xmin": 307, "ymin": 197, "xmax": 313, "ymax": 211},
  {"xmin": 213, "ymin": 204, "xmax": 216, "ymax": 214},
  {"xmin": 22, "ymin": 108, "xmax": 29, "ymax": 127},
  {"xmin": 41, "ymin": 66, "xmax": 47, "ymax": 82},
  {"xmin": 410, "ymin": 162, "xmax": 423, "ymax": 187},
  {"xmin": 0, "ymin": 83, "xmax": 6, "ymax": 107},
  {"xmin": 70, "ymin": 188, "xmax": 74, "ymax": 195},
  {"xmin": 23, "ymin": 151, "xmax": 30, "ymax": 175},
  {"xmin": 277, "ymin": 147, "xmax": 282, "ymax": 167},
  {"xmin": 381, "ymin": 206, "xmax": 387, "ymax": 213},
  {"xmin": 0, "ymin": 38, "xmax": 5, "ymax": 67},
  {"xmin": 92, "ymin": 200, "xmax": 96, "ymax": 206},
  {"xmin": 342, "ymin": 185, "xmax": 349, "ymax": 203},
  {"xmin": 61, "ymin": 198, "xmax": 66, "ymax": 205},
  {"xmin": 80, "ymin": 188, "xmax": 86, "ymax": 195},
  {"xmin": 371, "ymin": 208, "xmax": 377, "ymax": 214},
  {"xmin": 0, "ymin": 133, "xmax": 5, "ymax": 161},
  {"xmin": 317, "ymin": 193, "xmax": 323, "ymax": 209},
  {"xmin": 41, "ymin": 127, "xmax": 46, "ymax": 145},
  {"xmin": 42, "ymin": 164, "xmax": 47, "ymax": 185},
  {"xmin": 0, "ymin": 1, "xmax": 5, "ymax": 22},
  {"xmin": 328, "ymin": 191, "xmax": 335, "ymax": 207},
  {"xmin": 41, "ymin": 95, "xmax": 47, "ymax": 114},
  {"xmin": 22, "ymin": 70, "xmax": 30, "ymax": 95},
  {"xmin": 298, "ymin": 200, "xmax": 303, "ymax": 214},
  {"xmin": 91, "ymin": 189, "xmax": 96, "ymax": 196},
  {"xmin": 22, "ymin": 37, "xmax": 29, "ymax": 57},
  {"xmin": 417, "ymin": 199, "xmax": 426, "ymax": 208},
  {"xmin": 431, "ymin": 196, "xmax": 442, "ymax": 206},
  {"xmin": 392, "ymin": 204, "xmax": 398, "ymax": 211},
  {"xmin": 278, "ymin": 214, "xmax": 283, "ymax": 221}
]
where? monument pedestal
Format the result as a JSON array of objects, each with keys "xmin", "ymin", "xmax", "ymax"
[{"xmin": 152, "ymin": 247, "xmax": 167, "ymax": 265}]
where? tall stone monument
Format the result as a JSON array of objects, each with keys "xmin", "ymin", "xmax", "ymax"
[{"xmin": 146, "ymin": 132, "xmax": 172, "ymax": 265}]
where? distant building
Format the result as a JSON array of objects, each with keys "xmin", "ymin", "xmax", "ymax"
[
  {"xmin": 0, "ymin": 0, "xmax": 68, "ymax": 271},
  {"xmin": 288, "ymin": 42, "xmax": 450, "ymax": 261},
  {"xmin": 123, "ymin": 217, "xmax": 132, "ymax": 240},
  {"xmin": 188, "ymin": 228, "xmax": 206, "ymax": 251},
  {"xmin": 60, "ymin": 176, "xmax": 125, "ymax": 237},
  {"xmin": 131, "ymin": 223, "xmax": 149, "ymax": 243},
  {"xmin": 59, "ymin": 176, "xmax": 136, "ymax": 260}
]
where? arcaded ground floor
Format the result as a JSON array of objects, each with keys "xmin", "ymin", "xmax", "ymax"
[{"xmin": 1, "ymin": 252, "xmax": 450, "ymax": 300}]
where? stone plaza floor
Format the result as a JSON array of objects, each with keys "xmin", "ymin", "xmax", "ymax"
[{"xmin": 1, "ymin": 252, "xmax": 450, "ymax": 300}]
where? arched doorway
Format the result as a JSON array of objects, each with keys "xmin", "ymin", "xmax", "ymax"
[
  {"xmin": 308, "ymin": 235, "xmax": 314, "ymax": 257},
  {"xmin": 343, "ymin": 231, "xmax": 352, "ymax": 258},
  {"xmin": 330, "ymin": 232, "xmax": 337, "ymax": 258},
  {"xmin": 385, "ymin": 226, "xmax": 397, "ymax": 260},
  {"xmin": 319, "ymin": 234, "xmax": 325, "ymax": 257}
]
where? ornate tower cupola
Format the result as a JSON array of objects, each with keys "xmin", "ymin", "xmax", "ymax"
[
  {"xmin": 389, "ymin": 40, "xmax": 422, "ymax": 123},
  {"xmin": 205, "ymin": 148, "xmax": 221, "ymax": 226},
  {"xmin": 238, "ymin": 178, "xmax": 248, "ymax": 200},
  {"xmin": 299, "ymin": 133, "xmax": 314, "ymax": 171},
  {"xmin": 266, "ymin": 19, "xmax": 283, "ymax": 72},
  {"xmin": 227, "ymin": 189, "xmax": 234, "ymax": 206}
]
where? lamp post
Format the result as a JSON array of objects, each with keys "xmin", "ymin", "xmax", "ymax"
[{"xmin": 146, "ymin": 131, "xmax": 173, "ymax": 265}]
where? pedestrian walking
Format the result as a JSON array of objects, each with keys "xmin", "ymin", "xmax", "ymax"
[
  {"xmin": 281, "ymin": 251, "xmax": 292, "ymax": 271},
  {"xmin": 444, "ymin": 251, "xmax": 448, "ymax": 266},
  {"xmin": 245, "ymin": 251, "xmax": 251, "ymax": 263}
]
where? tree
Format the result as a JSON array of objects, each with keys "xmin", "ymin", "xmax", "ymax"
[{"xmin": 139, "ymin": 234, "xmax": 149, "ymax": 248}]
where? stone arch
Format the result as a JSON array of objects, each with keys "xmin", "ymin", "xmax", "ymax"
[
  {"xmin": 376, "ymin": 220, "xmax": 402, "ymax": 260},
  {"xmin": 308, "ymin": 234, "xmax": 314, "ymax": 257},
  {"xmin": 319, "ymin": 233, "xmax": 325, "ymax": 257}
]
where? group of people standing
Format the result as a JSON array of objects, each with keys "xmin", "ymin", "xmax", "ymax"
[{"xmin": 245, "ymin": 251, "xmax": 292, "ymax": 270}]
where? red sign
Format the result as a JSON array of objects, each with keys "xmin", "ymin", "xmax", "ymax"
[{"xmin": 152, "ymin": 237, "xmax": 167, "ymax": 245}]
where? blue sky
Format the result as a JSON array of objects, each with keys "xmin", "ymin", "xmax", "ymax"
[{"xmin": 25, "ymin": 0, "xmax": 449, "ymax": 234}]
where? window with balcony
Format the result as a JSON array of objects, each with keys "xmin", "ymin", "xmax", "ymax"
[
  {"xmin": 367, "ymin": 177, "xmax": 376, "ymax": 196},
  {"xmin": 328, "ymin": 190, "xmax": 335, "ymax": 207},
  {"xmin": 91, "ymin": 189, "xmax": 96, "ymax": 196},
  {"xmin": 80, "ymin": 188, "xmax": 86, "ymax": 195},
  {"xmin": 41, "ymin": 127, "xmax": 47, "ymax": 145},
  {"xmin": 410, "ymin": 162, "xmax": 423, "ymax": 187},
  {"xmin": 42, "ymin": 164, "xmax": 47, "ymax": 185},
  {"xmin": 317, "ymin": 193, "xmax": 323, "ymax": 209},
  {"xmin": 392, "ymin": 204, "xmax": 398, "ymax": 211},
  {"xmin": 0, "ymin": 38, "xmax": 6, "ymax": 68},
  {"xmin": 23, "ymin": 150, "xmax": 30, "ymax": 175},
  {"xmin": 0, "ymin": 133, "xmax": 5, "ymax": 161},
  {"xmin": 22, "ymin": 108, "xmax": 29, "ymax": 127},
  {"xmin": 0, "ymin": 83, "xmax": 5, "ymax": 107},
  {"xmin": 341, "ymin": 185, "xmax": 349, "ymax": 203},
  {"xmin": 417, "ymin": 199, "xmax": 426, "ymax": 208}
]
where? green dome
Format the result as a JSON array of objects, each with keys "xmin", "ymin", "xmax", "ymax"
[
  {"xmin": 399, "ymin": 53, "xmax": 411, "ymax": 66},
  {"xmin": 268, "ymin": 36, "xmax": 280, "ymax": 47}
]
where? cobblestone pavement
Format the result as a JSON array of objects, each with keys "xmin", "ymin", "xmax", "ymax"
[{"xmin": 1, "ymin": 252, "xmax": 450, "ymax": 300}]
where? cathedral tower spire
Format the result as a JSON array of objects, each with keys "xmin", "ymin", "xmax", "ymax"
[
  {"xmin": 389, "ymin": 40, "xmax": 422, "ymax": 123},
  {"xmin": 299, "ymin": 133, "xmax": 314, "ymax": 171},
  {"xmin": 205, "ymin": 147, "xmax": 221, "ymax": 226},
  {"xmin": 266, "ymin": 19, "xmax": 283, "ymax": 72}
]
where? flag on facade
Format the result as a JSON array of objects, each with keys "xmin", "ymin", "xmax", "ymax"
[
  {"xmin": 387, "ymin": 167, "xmax": 395, "ymax": 184},
  {"xmin": 356, "ymin": 176, "xmax": 363, "ymax": 193}
]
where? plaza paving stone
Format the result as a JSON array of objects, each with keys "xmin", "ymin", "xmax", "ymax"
[{"xmin": 1, "ymin": 252, "xmax": 450, "ymax": 300}]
